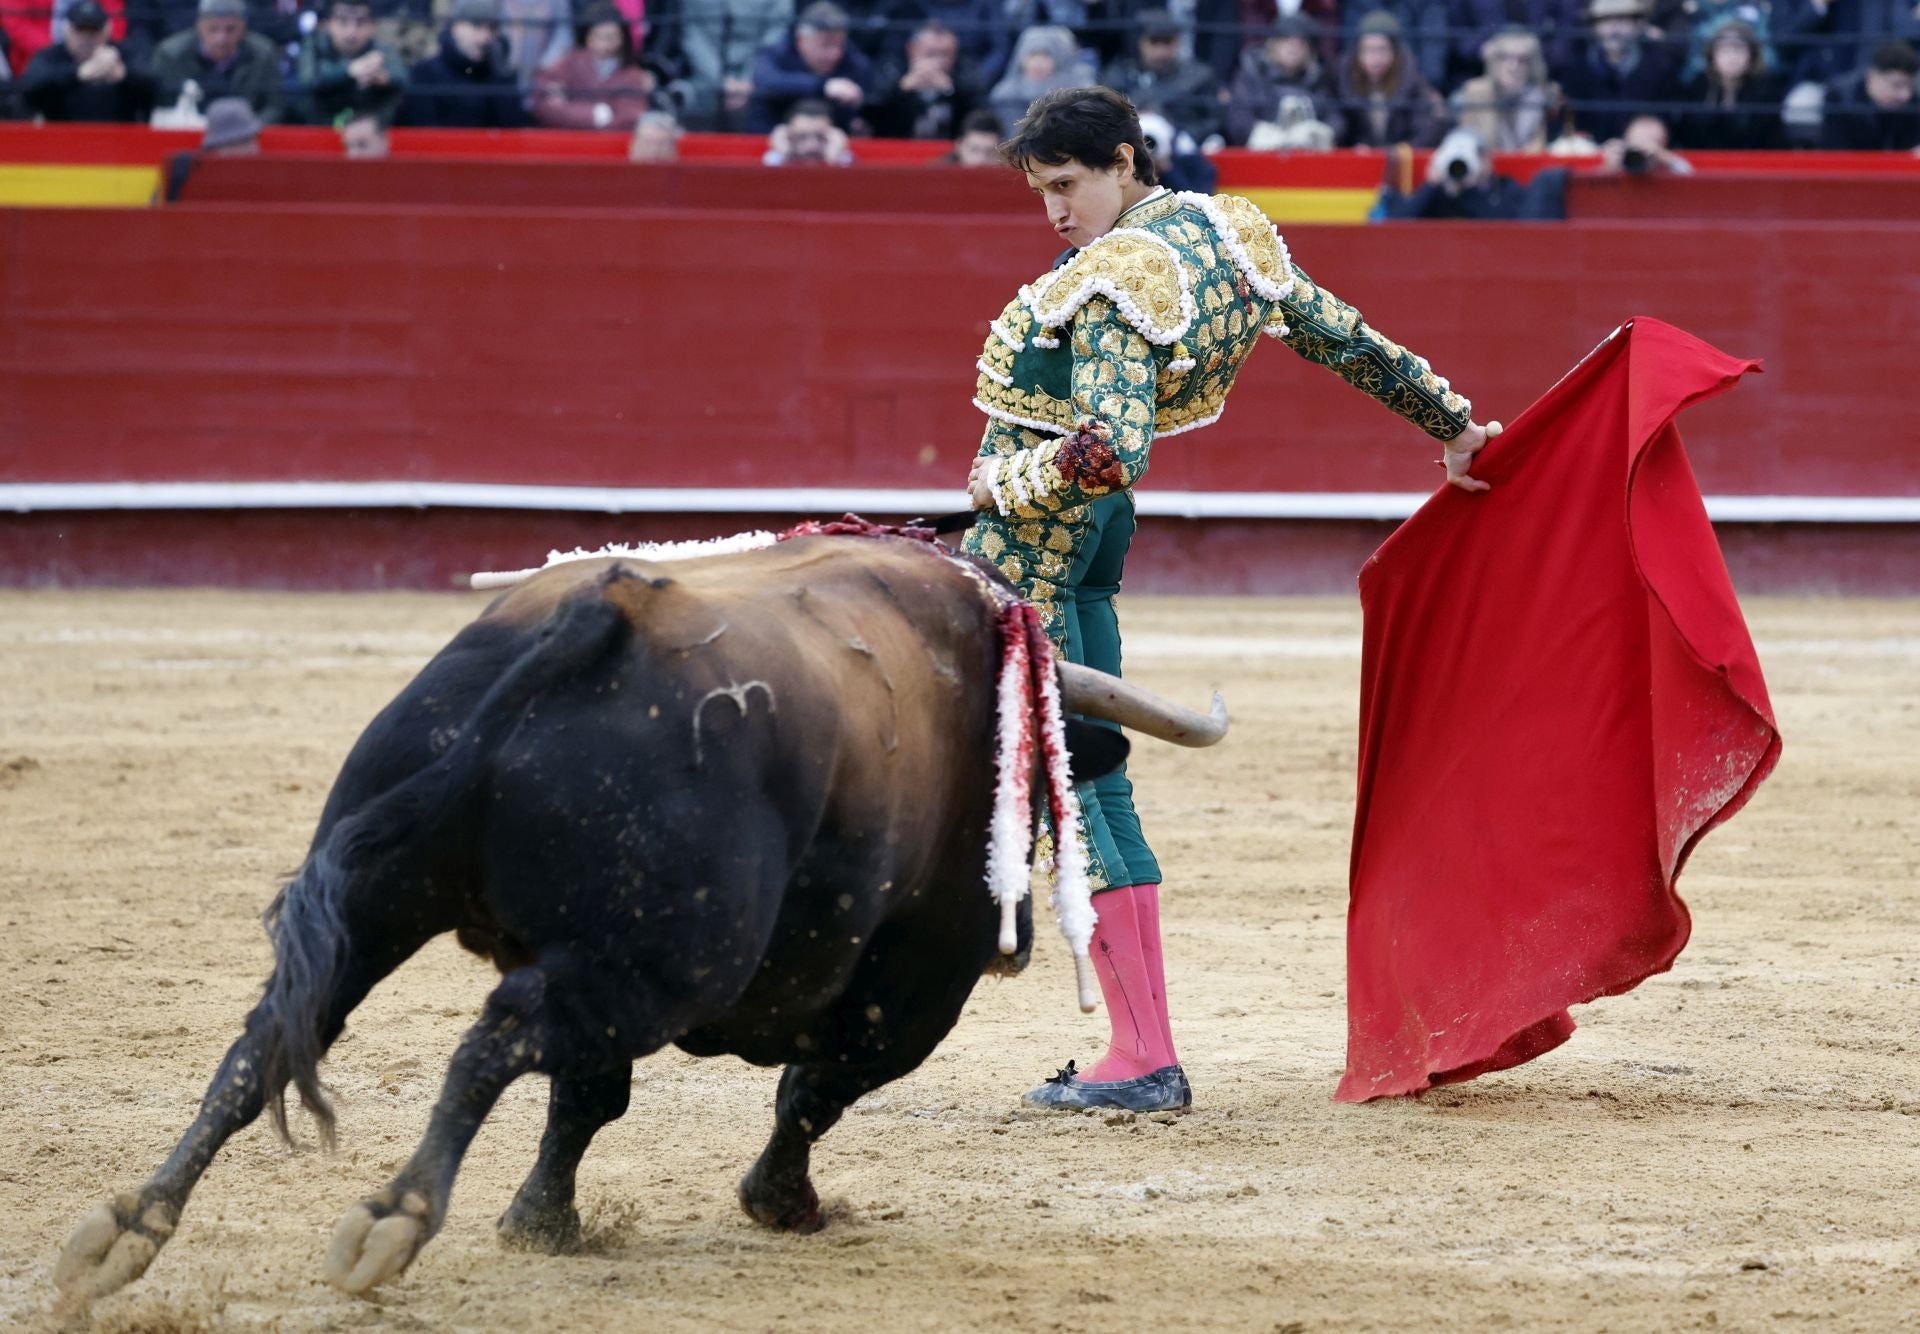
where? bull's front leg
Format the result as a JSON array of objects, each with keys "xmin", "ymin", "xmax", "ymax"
[
  {"xmin": 496, "ymin": 1062, "xmax": 633, "ymax": 1253},
  {"xmin": 738, "ymin": 1062, "xmax": 878, "ymax": 1233}
]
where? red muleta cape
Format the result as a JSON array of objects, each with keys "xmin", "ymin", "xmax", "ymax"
[{"xmin": 1337, "ymin": 318, "xmax": 1782, "ymax": 1103}]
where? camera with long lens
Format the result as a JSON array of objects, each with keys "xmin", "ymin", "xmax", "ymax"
[{"xmin": 1620, "ymin": 146, "xmax": 1652, "ymax": 175}]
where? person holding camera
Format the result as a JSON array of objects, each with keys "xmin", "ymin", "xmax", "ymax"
[
  {"xmin": 1376, "ymin": 125, "xmax": 1570, "ymax": 218},
  {"xmin": 1598, "ymin": 112, "xmax": 1694, "ymax": 172}
]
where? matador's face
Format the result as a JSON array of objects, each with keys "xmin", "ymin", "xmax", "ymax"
[{"xmin": 1024, "ymin": 150, "xmax": 1137, "ymax": 252}]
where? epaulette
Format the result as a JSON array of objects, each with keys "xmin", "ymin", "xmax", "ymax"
[
  {"xmin": 1024, "ymin": 229, "xmax": 1197, "ymax": 347},
  {"xmin": 1177, "ymin": 191, "xmax": 1296, "ymax": 304}
]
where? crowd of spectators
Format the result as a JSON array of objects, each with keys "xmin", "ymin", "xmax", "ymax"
[{"xmin": 1, "ymin": 0, "xmax": 1915, "ymax": 156}]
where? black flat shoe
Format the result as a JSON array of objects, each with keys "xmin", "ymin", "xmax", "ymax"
[{"xmin": 1021, "ymin": 1061, "xmax": 1193, "ymax": 1113}]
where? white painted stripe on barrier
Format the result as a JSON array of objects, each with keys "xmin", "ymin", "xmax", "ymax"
[{"xmin": 2, "ymin": 482, "xmax": 1919, "ymax": 524}]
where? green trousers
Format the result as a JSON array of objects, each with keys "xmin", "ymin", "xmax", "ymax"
[{"xmin": 1058, "ymin": 493, "xmax": 1161, "ymax": 892}]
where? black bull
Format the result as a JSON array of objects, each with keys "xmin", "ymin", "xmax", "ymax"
[{"xmin": 55, "ymin": 535, "xmax": 1226, "ymax": 1301}]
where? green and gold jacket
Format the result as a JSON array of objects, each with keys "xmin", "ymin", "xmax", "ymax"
[{"xmin": 971, "ymin": 188, "xmax": 1473, "ymax": 519}]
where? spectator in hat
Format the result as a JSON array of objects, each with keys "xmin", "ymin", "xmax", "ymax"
[
  {"xmin": 867, "ymin": 18, "xmax": 982, "ymax": 139},
  {"xmin": 4, "ymin": 0, "xmax": 122, "ymax": 70},
  {"xmin": 293, "ymin": 0, "xmax": 407, "ymax": 126},
  {"xmin": 532, "ymin": 3, "xmax": 655, "ymax": 129},
  {"xmin": 1451, "ymin": 25, "xmax": 1565, "ymax": 149},
  {"xmin": 198, "ymin": 90, "xmax": 261, "ymax": 148},
  {"xmin": 1821, "ymin": 38, "xmax": 1920, "ymax": 146},
  {"xmin": 1676, "ymin": 18, "xmax": 1786, "ymax": 146},
  {"xmin": 1557, "ymin": 0, "xmax": 1679, "ymax": 142},
  {"xmin": 1099, "ymin": 9, "xmax": 1223, "ymax": 143},
  {"xmin": 676, "ymin": 0, "xmax": 791, "ymax": 129},
  {"xmin": 403, "ymin": 0, "xmax": 530, "ymax": 125},
  {"xmin": 761, "ymin": 94, "xmax": 854, "ymax": 161},
  {"xmin": 1679, "ymin": 1, "xmax": 1776, "ymax": 83},
  {"xmin": 159, "ymin": 93, "xmax": 260, "ymax": 199},
  {"xmin": 628, "ymin": 106, "xmax": 682, "ymax": 159},
  {"xmin": 1226, "ymin": 13, "xmax": 1339, "ymax": 146},
  {"xmin": 20, "ymin": 0, "xmax": 155, "ymax": 121},
  {"xmin": 147, "ymin": 0, "xmax": 286, "ymax": 120},
  {"xmin": 933, "ymin": 104, "xmax": 1003, "ymax": 162},
  {"xmin": 748, "ymin": 1, "xmax": 872, "ymax": 132},
  {"xmin": 1336, "ymin": 10, "xmax": 1449, "ymax": 147},
  {"xmin": 985, "ymin": 24, "xmax": 1090, "ymax": 127},
  {"xmin": 125, "ymin": 0, "xmax": 304, "ymax": 69},
  {"xmin": 339, "ymin": 107, "xmax": 391, "ymax": 153}
]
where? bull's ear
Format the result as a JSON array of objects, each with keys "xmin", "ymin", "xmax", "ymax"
[{"xmin": 1063, "ymin": 720, "xmax": 1130, "ymax": 784}]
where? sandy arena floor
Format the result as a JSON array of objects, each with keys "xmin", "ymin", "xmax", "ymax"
[{"xmin": 0, "ymin": 589, "xmax": 1915, "ymax": 1332}]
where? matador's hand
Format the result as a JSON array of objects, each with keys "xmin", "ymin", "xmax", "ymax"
[
  {"xmin": 966, "ymin": 457, "xmax": 996, "ymax": 511},
  {"xmin": 1442, "ymin": 420, "xmax": 1502, "ymax": 494}
]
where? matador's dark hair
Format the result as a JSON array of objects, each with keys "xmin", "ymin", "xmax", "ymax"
[{"xmin": 1001, "ymin": 86, "xmax": 1157, "ymax": 187}]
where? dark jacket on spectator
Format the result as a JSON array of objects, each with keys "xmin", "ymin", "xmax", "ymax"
[
  {"xmin": 1446, "ymin": 0, "xmax": 1580, "ymax": 84},
  {"xmin": 123, "ymin": 0, "xmax": 302, "ymax": 65},
  {"xmin": 1557, "ymin": 36, "xmax": 1680, "ymax": 141},
  {"xmin": 404, "ymin": 30, "xmax": 530, "ymax": 126},
  {"xmin": 148, "ymin": 28, "xmax": 287, "ymax": 120},
  {"xmin": 21, "ymin": 40, "xmax": 155, "ymax": 121},
  {"xmin": 1674, "ymin": 69, "xmax": 1786, "ymax": 147},
  {"xmin": 1820, "ymin": 66, "xmax": 1920, "ymax": 147},
  {"xmin": 884, "ymin": 0, "xmax": 1008, "ymax": 83},
  {"xmin": 1225, "ymin": 42, "xmax": 1338, "ymax": 145},
  {"xmin": 292, "ymin": 30, "xmax": 408, "ymax": 125},
  {"xmin": 531, "ymin": 47, "xmax": 654, "ymax": 129},
  {"xmin": 1101, "ymin": 53, "xmax": 1224, "ymax": 142},
  {"xmin": 1336, "ymin": 33, "xmax": 1448, "ymax": 146},
  {"xmin": 746, "ymin": 29, "xmax": 874, "ymax": 132},
  {"xmin": 1775, "ymin": 0, "xmax": 1920, "ymax": 83},
  {"xmin": 865, "ymin": 50, "xmax": 981, "ymax": 138}
]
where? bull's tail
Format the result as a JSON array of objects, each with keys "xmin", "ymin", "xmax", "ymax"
[{"xmin": 256, "ymin": 575, "xmax": 631, "ymax": 1145}]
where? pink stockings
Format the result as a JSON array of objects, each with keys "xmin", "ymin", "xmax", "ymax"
[{"xmin": 1083, "ymin": 883, "xmax": 1179, "ymax": 1082}]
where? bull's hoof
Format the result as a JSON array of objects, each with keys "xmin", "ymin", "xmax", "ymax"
[
  {"xmin": 496, "ymin": 1198, "xmax": 583, "ymax": 1254},
  {"xmin": 53, "ymin": 1192, "xmax": 177, "ymax": 1303},
  {"xmin": 321, "ymin": 1189, "xmax": 433, "ymax": 1295},
  {"xmin": 738, "ymin": 1173, "xmax": 825, "ymax": 1234}
]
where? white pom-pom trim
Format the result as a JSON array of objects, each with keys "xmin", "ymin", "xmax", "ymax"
[
  {"xmin": 1177, "ymin": 191, "xmax": 1297, "ymax": 303},
  {"xmin": 987, "ymin": 619, "xmax": 1036, "ymax": 949},
  {"xmin": 975, "ymin": 357, "xmax": 1015, "ymax": 388}
]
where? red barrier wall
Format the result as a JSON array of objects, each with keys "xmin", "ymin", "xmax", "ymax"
[
  {"xmin": 172, "ymin": 156, "xmax": 1920, "ymax": 224},
  {"xmin": 1564, "ymin": 172, "xmax": 1920, "ymax": 220},
  {"xmin": 5, "ymin": 208, "xmax": 1918, "ymax": 498},
  {"xmin": 173, "ymin": 158, "xmax": 1037, "ymax": 213}
]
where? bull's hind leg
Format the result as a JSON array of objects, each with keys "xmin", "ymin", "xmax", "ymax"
[
  {"xmin": 53, "ymin": 938, "xmax": 411, "ymax": 1305},
  {"xmin": 322, "ymin": 965, "xmax": 558, "ymax": 1294},
  {"xmin": 496, "ymin": 1063, "xmax": 633, "ymax": 1252}
]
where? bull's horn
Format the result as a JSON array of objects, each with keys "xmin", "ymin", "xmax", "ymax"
[{"xmin": 1058, "ymin": 663, "xmax": 1228, "ymax": 747}]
